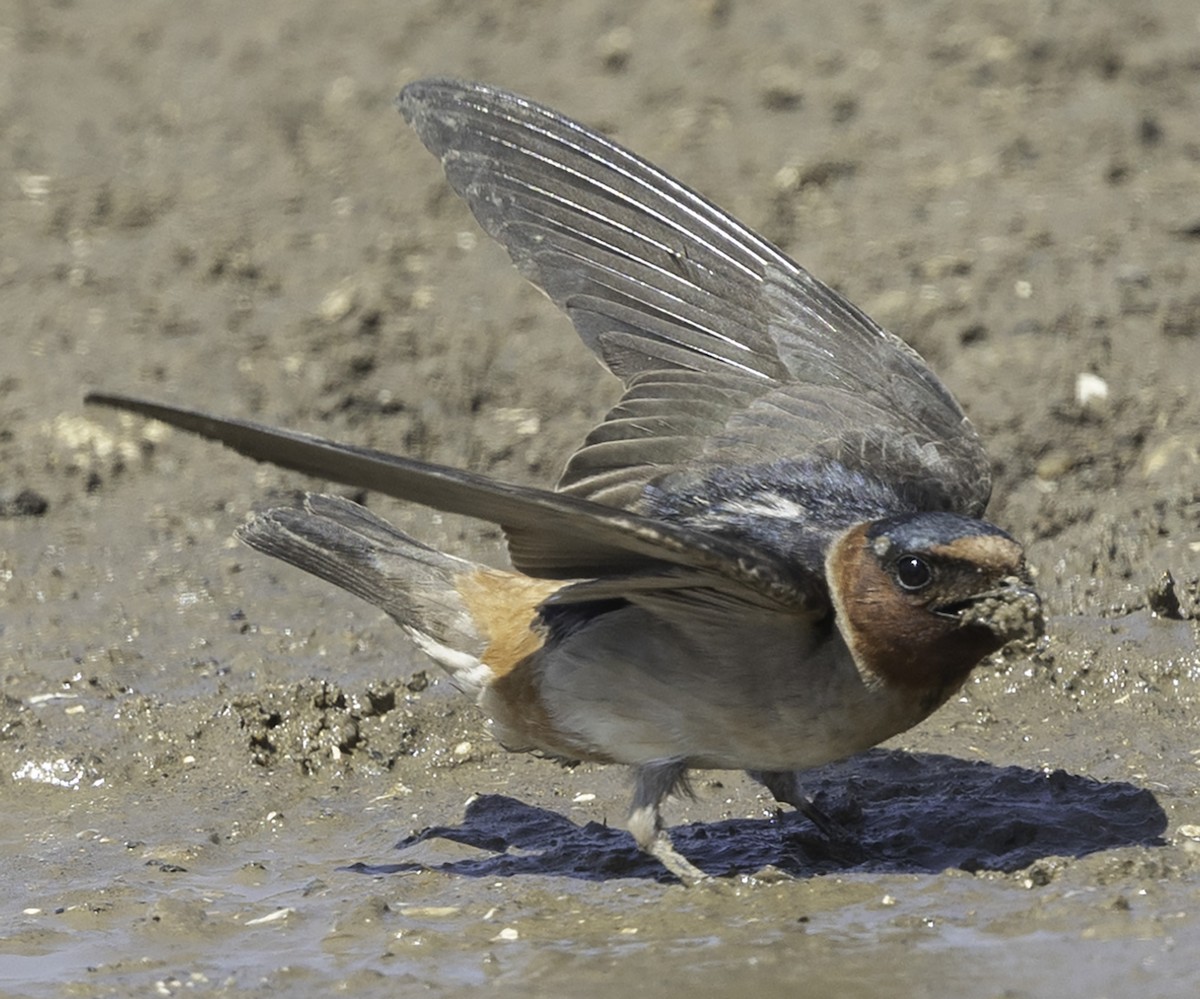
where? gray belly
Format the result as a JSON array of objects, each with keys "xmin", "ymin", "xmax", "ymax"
[{"xmin": 524, "ymin": 603, "xmax": 930, "ymax": 772}]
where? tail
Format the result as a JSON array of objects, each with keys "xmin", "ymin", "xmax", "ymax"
[{"xmin": 236, "ymin": 493, "xmax": 561, "ymax": 695}]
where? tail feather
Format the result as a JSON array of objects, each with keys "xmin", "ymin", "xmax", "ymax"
[
  {"xmin": 237, "ymin": 493, "xmax": 566, "ymax": 696},
  {"xmin": 237, "ymin": 493, "xmax": 493, "ymax": 692}
]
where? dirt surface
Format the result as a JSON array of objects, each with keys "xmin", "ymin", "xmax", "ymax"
[{"xmin": 4, "ymin": 0, "xmax": 1200, "ymax": 995}]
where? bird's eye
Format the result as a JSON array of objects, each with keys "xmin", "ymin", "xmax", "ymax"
[{"xmin": 895, "ymin": 554, "xmax": 933, "ymax": 591}]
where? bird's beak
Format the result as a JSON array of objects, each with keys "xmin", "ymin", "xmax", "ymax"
[{"xmin": 934, "ymin": 575, "xmax": 1044, "ymax": 643}]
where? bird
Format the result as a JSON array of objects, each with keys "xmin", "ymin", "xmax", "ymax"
[{"xmin": 87, "ymin": 78, "xmax": 1043, "ymax": 883}]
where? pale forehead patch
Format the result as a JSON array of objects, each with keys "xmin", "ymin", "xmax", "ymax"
[{"xmin": 928, "ymin": 533, "xmax": 1024, "ymax": 572}]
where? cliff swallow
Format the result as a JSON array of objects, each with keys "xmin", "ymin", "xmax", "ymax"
[{"xmin": 87, "ymin": 78, "xmax": 1042, "ymax": 883}]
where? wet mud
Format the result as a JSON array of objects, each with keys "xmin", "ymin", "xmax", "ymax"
[{"xmin": 4, "ymin": 0, "xmax": 1200, "ymax": 996}]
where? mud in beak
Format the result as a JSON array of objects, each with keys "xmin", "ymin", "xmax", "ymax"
[{"xmin": 934, "ymin": 575, "xmax": 1044, "ymax": 643}]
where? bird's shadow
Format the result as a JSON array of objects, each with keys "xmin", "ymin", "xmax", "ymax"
[{"xmin": 346, "ymin": 749, "xmax": 1167, "ymax": 883}]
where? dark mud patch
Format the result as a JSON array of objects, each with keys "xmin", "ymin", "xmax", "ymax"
[{"xmin": 232, "ymin": 673, "xmax": 428, "ymax": 773}]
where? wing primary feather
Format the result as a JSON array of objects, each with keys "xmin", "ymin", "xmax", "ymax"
[
  {"xmin": 400, "ymin": 80, "xmax": 793, "ymax": 283},
  {"xmin": 84, "ymin": 392, "xmax": 819, "ymax": 610}
]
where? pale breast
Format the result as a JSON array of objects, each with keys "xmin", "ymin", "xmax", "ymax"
[{"xmin": 495, "ymin": 602, "xmax": 937, "ymax": 772}]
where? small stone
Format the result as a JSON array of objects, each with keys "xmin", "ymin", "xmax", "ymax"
[
  {"xmin": 1036, "ymin": 450, "xmax": 1073, "ymax": 480},
  {"xmin": 319, "ymin": 280, "xmax": 358, "ymax": 322},
  {"xmin": 1074, "ymin": 372, "xmax": 1109, "ymax": 409},
  {"xmin": 245, "ymin": 907, "xmax": 293, "ymax": 926}
]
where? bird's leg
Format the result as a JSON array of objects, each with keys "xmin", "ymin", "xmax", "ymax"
[
  {"xmin": 748, "ymin": 769, "xmax": 840, "ymax": 838},
  {"xmin": 628, "ymin": 760, "xmax": 708, "ymax": 884}
]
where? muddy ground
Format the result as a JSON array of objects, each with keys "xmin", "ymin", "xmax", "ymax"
[{"xmin": 3, "ymin": 0, "xmax": 1200, "ymax": 995}]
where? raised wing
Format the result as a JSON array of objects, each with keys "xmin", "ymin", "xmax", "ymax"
[{"xmin": 398, "ymin": 79, "xmax": 992, "ymax": 520}]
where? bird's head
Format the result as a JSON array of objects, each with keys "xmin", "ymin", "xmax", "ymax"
[{"xmin": 827, "ymin": 512, "xmax": 1042, "ymax": 701}]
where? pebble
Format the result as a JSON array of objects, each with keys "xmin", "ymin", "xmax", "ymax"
[{"xmin": 1075, "ymin": 372, "xmax": 1109, "ymax": 409}]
